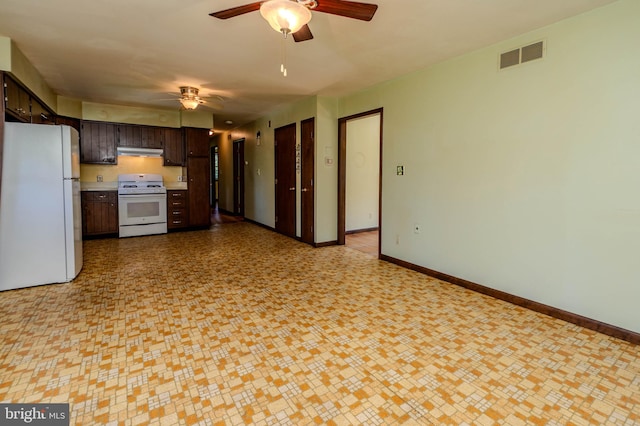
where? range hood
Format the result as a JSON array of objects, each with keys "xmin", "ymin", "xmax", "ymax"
[{"xmin": 117, "ymin": 147, "xmax": 163, "ymax": 158}]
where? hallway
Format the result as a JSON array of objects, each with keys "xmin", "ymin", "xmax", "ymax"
[{"xmin": 0, "ymin": 223, "xmax": 638, "ymax": 424}]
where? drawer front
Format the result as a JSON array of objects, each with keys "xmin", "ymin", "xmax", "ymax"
[
  {"xmin": 84, "ymin": 191, "xmax": 117, "ymax": 202},
  {"xmin": 167, "ymin": 191, "xmax": 188, "ymax": 228},
  {"xmin": 168, "ymin": 198, "xmax": 187, "ymax": 209},
  {"xmin": 168, "ymin": 211, "xmax": 188, "ymax": 228},
  {"xmin": 168, "ymin": 190, "xmax": 187, "ymax": 200}
]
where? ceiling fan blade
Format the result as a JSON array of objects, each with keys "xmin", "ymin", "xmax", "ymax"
[
  {"xmin": 313, "ymin": 0, "xmax": 378, "ymax": 21},
  {"xmin": 209, "ymin": 2, "xmax": 262, "ymax": 19},
  {"xmin": 293, "ymin": 24, "xmax": 314, "ymax": 42}
]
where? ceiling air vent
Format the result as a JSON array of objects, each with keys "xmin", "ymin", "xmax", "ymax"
[{"xmin": 499, "ymin": 40, "xmax": 545, "ymax": 69}]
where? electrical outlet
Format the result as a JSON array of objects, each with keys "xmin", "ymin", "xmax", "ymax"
[
  {"xmin": 178, "ymin": 175, "xmax": 183, "ymax": 182},
  {"xmin": 397, "ymin": 165, "xmax": 404, "ymax": 176},
  {"xmin": 96, "ymin": 175, "xmax": 103, "ymax": 182}
]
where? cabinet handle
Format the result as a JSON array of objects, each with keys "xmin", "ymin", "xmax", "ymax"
[
  {"xmin": 172, "ymin": 202, "xmax": 181, "ymax": 205},
  {"xmin": 172, "ymin": 220, "xmax": 182, "ymax": 224},
  {"xmin": 98, "ymin": 195, "xmax": 107, "ymax": 199},
  {"xmin": 173, "ymin": 211, "xmax": 181, "ymax": 215}
]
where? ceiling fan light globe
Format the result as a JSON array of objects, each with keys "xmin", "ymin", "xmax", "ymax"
[
  {"xmin": 180, "ymin": 98, "xmax": 200, "ymax": 110},
  {"xmin": 260, "ymin": 0, "xmax": 311, "ymax": 34}
]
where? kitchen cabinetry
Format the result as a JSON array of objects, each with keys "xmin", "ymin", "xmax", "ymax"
[
  {"xmin": 80, "ymin": 121, "xmax": 117, "ymax": 164},
  {"xmin": 81, "ymin": 191, "xmax": 118, "ymax": 237},
  {"xmin": 3, "ymin": 74, "xmax": 55, "ymax": 124},
  {"xmin": 30, "ymin": 98, "xmax": 54, "ymax": 124},
  {"xmin": 185, "ymin": 127, "xmax": 210, "ymax": 157},
  {"xmin": 187, "ymin": 157, "xmax": 211, "ymax": 227},
  {"xmin": 117, "ymin": 124, "xmax": 142, "ymax": 148},
  {"xmin": 167, "ymin": 190, "xmax": 188, "ymax": 229},
  {"xmin": 142, "ymin": 126, "xmax": 163, "ymax": 149},
  {"xmin": 117, "ymin": 124, "xmax": 164, "ymax": 149},
  {"xmin": 4, "ymin": 75, "xmax": 31, "ymax": 122},
  {"xmin": 184, "ymin": 127, "xmax": 211, "ymax": 228},
  {"xmin": 162, "ymin": 128, "xmax": 184, "ymax": 166}
]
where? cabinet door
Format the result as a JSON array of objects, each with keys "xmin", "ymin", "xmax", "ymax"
[
  {"xmin": 30, "ymin": 98, "xmax": 54, "ymax": 124},
  {"xmin": 187, "ymin": 156, "xmax": 211, "ymax": 227},
  {"xmin": 4, "ymin": 76, "xmax": 30, "ymax": 121},
  {"xmin": 82, "ymin": 192, "xmax": 118, "ymax": 236},
  {"xmin": 117, "ymin": 124, "xmax": 142, "ymax": 147},
  {"xmin": 163, "ymin": 128, "xmax": 184, "ymax": 166},
  {"xmin": 80, "ymin": 121, "xmax": 117, "ymax": 164},
  {"xmin": 184, "ymin": 127, "xmax": 210, "ymax": 157},
  {"xmin": 141, "ymin": 126, "xmax": 163, "ymax": 149}
]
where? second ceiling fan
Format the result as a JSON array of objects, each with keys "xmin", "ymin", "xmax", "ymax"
[{"xmin": 209, "ymin": 0, "xmax": 378, "ymax": 42}]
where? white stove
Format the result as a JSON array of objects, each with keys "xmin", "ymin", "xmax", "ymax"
[
  {"xmin": 117, "ymin": 174, "xmax": 168, "ymax": 238},
  {"xmin": 118, "ymin": 173, "xmax": 167, "ymax": 195}
]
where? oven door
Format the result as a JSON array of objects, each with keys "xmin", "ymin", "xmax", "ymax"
[{"xmin": 118, "ymin": 193, "xmax": 167, "ymax": 226}]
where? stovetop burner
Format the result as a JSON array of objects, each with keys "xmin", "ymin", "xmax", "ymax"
[{"xmin": 118, "ymin": 173, "xmax": 166, "ymax": 195}]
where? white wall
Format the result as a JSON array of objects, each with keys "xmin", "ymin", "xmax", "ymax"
[
  {"xmin": 338, "ymin": 0, "xmax": 640, "ymax": 333},
  {"xmin": 315, "ymin": 97, "xmax": 339, "ymax": 243},
  {"xmin": 346, "ymin": 114, "xmax": 380, "ymax": 232}
]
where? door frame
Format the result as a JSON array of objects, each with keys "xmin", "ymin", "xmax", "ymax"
[
  {"xmin": 337, "ymin": 108, "xmax": 383, "ymax": 255},
  {"xmin": 210, "ymin": 145, "xmax": 218, "ymax": 207},
  {"xmin": 232, "ymin": 138, "xmax": 245, "ymax": 216},
  {"xmin": 300, "ymin": 117, "xmax": 315, "ymax": 245}
]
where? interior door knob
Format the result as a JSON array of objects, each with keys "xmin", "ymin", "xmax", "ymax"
[{"xmin": 301, "ymin": 188, "xmax": 309, "ymax": 192}]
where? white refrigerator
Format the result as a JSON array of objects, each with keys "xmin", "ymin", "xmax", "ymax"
[{"xmin": 0, "ymin": 123, "xmax": 83, "ymax": 291}]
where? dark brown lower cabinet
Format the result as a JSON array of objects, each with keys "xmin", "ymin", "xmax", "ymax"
[
  {"xmin": 81, "ymin": 191, "xmax": 118, "ymax": 237},
  {"xmin": 187, "ymin": 157, "xmax": 211, "ymax": 228},
  {"xmin": 167, "ymin": 190, "xmax": 188, "ymax": 230}
]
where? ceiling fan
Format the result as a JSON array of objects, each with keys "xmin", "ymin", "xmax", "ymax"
[
  {"xmin": 163, "ymin": 87, "xmax": 224, "ymax": 111},
  {"xmin": 209, "ymin": 0, "xmax": 378, "ymax": 42}
]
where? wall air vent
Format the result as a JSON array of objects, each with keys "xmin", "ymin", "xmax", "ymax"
[{"xmin": 499, "ymin": 40, "xmax": 545, "ymax": 70}]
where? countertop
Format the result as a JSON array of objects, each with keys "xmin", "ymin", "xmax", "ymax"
[
  {"xmin": 81, "ymin": 182, "xmax": 188, "ymax": 191},
  {"xmin": 81, "ymin": 182, "xmax": 117, "ymax": 191}
]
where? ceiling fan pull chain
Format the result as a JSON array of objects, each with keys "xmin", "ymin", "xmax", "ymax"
[{"xmin": 280, "ymin": 33, "xmax": 288, "ymax": 77}]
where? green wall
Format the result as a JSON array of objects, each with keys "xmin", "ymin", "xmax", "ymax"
[{"xmin": 337, "ymin": 0, "xmax": 640, "ymax": 333}]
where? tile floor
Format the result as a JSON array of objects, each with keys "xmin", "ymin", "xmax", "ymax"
[
  {"xmin": 0, "ymin": 223, "xmax": 639, "ymax": 425},
  {"xmin": 345, "ymin": 231, "xmax": 379, "ymax": 258}
]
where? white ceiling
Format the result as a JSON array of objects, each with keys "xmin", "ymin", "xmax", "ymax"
[{"xmin": 0, "ymin": 0, "xmax": 617, "ymax": 131}]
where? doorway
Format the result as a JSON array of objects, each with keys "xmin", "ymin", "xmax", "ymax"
[
  {"xmin": 274, "ymin": 123, "xmax": 297, "ymax": 238},
  {"xmin": 233, "ymin": 139, "xmax": 245, "ymax": 216},
  {"xmin": 338, "ymin": 108, "xmax": 383, "ymax": 257}
]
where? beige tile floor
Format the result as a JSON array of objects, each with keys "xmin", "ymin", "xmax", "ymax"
[
  {"xmin": 0, "ymin": 223, "xmax": 639, "ymax": 425},
  {"xmin": 345, "ymin": 231, "xmax": 379, "ymax": 258}
]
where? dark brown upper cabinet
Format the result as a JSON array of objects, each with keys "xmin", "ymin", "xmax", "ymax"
[
  {"xmin": 117, "ymin": 124, "xmax": 163, "ymax": 149},
  {"xmin": 162, "ymin": 127, "xmax": 184, "ymax": 166},
  {"xmin": 4, "ymin": 75, "xmax": 31, "ymax": 122},
  {"xmin": 30, "ymin": 98, "xmax": 54, "ymax": 124},
  {"xmin": 184, "ymin": 127, "xmax": 210, "ymax": 157},
  {"xmin": 117, "ymin": 124, "xmax": 142, "ymax": 148},
  {"xmin": 80, "ymin": 121, "xmax": 117, "ymax": 164}
]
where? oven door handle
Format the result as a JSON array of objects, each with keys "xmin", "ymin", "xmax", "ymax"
[{"xmin": 118, "ymin": 193, "xmax": 167, "ymax": 198}]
